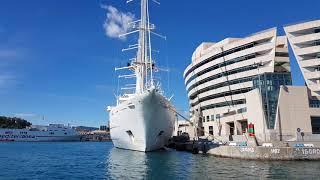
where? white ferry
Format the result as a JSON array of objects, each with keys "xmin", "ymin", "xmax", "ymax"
[{"xmin": 0, "ymin": 124, "xmax": 81, "ymax": 142}]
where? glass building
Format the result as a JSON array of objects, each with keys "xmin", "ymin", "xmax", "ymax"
[{"xmin": 253, "ymin": 73, "xmax": 292, "ymax": 129}]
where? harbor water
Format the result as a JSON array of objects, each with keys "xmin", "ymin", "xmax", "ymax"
[{"xmin": 0, "ymin": 142, "xmax": 320, "ymax": 179}]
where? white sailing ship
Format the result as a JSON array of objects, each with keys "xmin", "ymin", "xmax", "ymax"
[{"xmin": 107, "ymin": 0, "xmax": 176, "ymax": 152}]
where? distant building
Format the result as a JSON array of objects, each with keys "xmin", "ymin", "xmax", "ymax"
[
  {"xmin": 100, "ymin": 125, "xmax": 109, "ymax": 131},
  {"xmin": 75, "ymin": 126, "xmax": 99, "ymax": 133},
  {"xmin": 78, "ymin": 125, "xmax": 111, "ymax": 142},
  {"xmin": 183, "ymin": 20, "xmax": 320, "ymax": 144},
  {"xmin": 82, "ymin": 130, "xmax": 110, "ymax": 142}
]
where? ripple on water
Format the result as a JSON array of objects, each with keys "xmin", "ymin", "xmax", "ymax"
[{"xmin": 0, "ymin": 142, "xmax": 320, "ymax": 179}]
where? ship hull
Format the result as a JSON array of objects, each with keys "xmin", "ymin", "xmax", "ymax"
[
  {"xmin": 0, "ymin": 135, "xmax": 81, "ymax": 142},
  {"xmin": 0, "ymin": 134, "xmax": 81, "ymax": 142},
  {"xmin": 109, "ymin": 90, "xmax": 175, "ymax": 152}
]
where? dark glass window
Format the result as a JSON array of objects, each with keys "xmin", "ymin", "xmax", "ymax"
[
  {"xmin": 310, "ymin": 99, "xmax": 320, "ymax": 108},
  {"xmin": 253, "ymin": 72, "xmax": 292, "ymax": 129},
  {"xmin": 311, "ymin": 117, "xmax": 320, "ymax": 134},
  {"xmin": 211, "ymin": 115, "xmax": 215, "ymax": 121},
  {"xmin": 189, "ymin": 76, "xmax": 255, "ymax": 100},
  {"xmin": 237, "ymin": 107, "xmax": 247, "ymax": 113},
  {"xmin": 275, "ymin": 52, "xmax": 289, "ymax": 57},
  {"xmin": 191, "ymin": 87, "xmax": 252, "ymax": 107},
  {"xmin": 184, "ymin": 38, "xmax": 272, "ymax": 78},
  {"xmin": 185, "ymin": 53, "xmax": 258, "ymax": 85},
  {"xmin": 209, "ymin": 126, "xmax": 213, "ymax": 135},
  {"xmin": 200, "ymin": 99, "xmax": 246, "ymax": 110},
  {"xmin": 314, "ymin": 40, "xmax": 320, "ymax": 46},
  {"xmin": 187, "ymin": 63, "xmax": 262, "ymax": 93}
]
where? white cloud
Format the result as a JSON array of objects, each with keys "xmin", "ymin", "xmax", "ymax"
[{"xmin": 101, "ymin": 5, "xmax": 135, "ymax": 40}]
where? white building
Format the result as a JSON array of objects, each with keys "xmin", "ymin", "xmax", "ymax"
[
  {"xmin": 183, "ymin": 21, "xmax": 320, "ymax": 144},
  {"xmin": 284, "ymin": 20, "xmax": 320, "ymax": 96}
]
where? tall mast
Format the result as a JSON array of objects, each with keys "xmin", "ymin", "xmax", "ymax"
[
  {"xmin": 135, "ymin": 0, "xmax": 147, "ymax": 94},
  {"xmin": 146, "ymin": 0, "xmax": 154, "ymax": 88},
  {"xmin": 118, "ymin": 0, "xmax": 159, "ymax": 95}
]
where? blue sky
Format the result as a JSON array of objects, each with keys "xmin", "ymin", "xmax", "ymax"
[{"xmin": 0, "ymin": 0, "xmax": 319, "ymax": 127}]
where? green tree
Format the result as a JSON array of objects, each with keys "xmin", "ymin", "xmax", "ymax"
[{"xmin": 0, "ymin": 116, "xmax": 32, "ymax": 129}]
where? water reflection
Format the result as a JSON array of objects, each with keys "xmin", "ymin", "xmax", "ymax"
[
  {"xmin": 1, "ymin": 142, "xmax": 319, "ymax": 179},
  {"xmin": 105, "ymin": 148, "xmax": 147, "ymax": 179},
  {"xmin": 187, "ymin": 156, "xmax": 320, "ymax": 179},
  {"xmin": 105, "ymin": 148, "xmax": 192, "ymax": 179},
  {"xmin": 105, "ymin": 147, "xmax": 320, "ymax": 179}
]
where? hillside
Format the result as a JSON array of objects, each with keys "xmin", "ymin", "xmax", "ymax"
[{"xmin": 0, "ymin": 116, "xmax": 32, "ymax": 129}]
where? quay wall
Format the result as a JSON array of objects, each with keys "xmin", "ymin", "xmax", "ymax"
[{"xmin": 207, "ymin": 146, "xmax": 320, "ymax": 160}]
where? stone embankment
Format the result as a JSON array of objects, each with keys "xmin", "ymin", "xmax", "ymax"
[
  {"xmin": 169, "ymin": 138, "xmax": 320, "ymax": 160},
  {"xmin": 207, "ymin": 146, "xmax": 320, "ymax": 160}
]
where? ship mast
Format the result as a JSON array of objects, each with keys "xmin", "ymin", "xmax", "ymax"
[
  {"xmin": 135, "ymin": 0, "xmax": 154, "ymax": 94},
  {"xmin": 118, "ymin": 0, "xmax": 164, "ymax": 96}
]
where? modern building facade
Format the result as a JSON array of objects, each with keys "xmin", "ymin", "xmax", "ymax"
[
  {"xmin": 183, "ymin": 20, "xmax": 320, "ymax": 144},
  {"xmin": 284, "ymin": 20, "xmax": 320, "ymax": 96}
]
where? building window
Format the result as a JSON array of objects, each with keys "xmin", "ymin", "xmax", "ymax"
[
  {"xmin": 202, "ymin": 117, "xmax": 205, "ymax": 123},
  {"xmin": 237, "ymin": 107, "xmax": 247, "ymax": 113},
  {"xmin": 223, "ymin": 110, "xmax": 236, "ymax": 117},
  {"xmin": 187, "ymin": 63, "xmax": 263, "ymax": 93},
  {"xmin": 314, "ymin": 40, "xmax": 320, "ymax": 46},
  {"xmin": 189, "ymin": 76, "xmax": 254, "ymax": 100},
  {"xmin": 311, "ymin": 117, "xmax": 320, "ymax": 134},
  {"xmin": 310, "ymin": 99, "xmax": 320, "ymax": 108},
  {"xmin": 200, "ymin": 127, "xmax": 205, "ymax": 136},
  {"xmin": 206, "ymin": 116, "xmax": 210, "ymax": 122},
  {"xmin": 209, "ymin": 126, "xmax": 213, "ymax": 135},
  {"xmin": 216, "ymin": 114, "xmax": 220, "ymax": 120},
  {"xmin": 211, "ymin": 115, "xmax": 215, "ymax": 121},
  {"xmin": 275, "ymin": 52, "xmax": 289, "ymax": 57}
]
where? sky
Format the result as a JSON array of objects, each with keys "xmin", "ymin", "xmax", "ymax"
[{"xmin": 0, "ymin": 0, "xmax": 320, "ymax": 127}]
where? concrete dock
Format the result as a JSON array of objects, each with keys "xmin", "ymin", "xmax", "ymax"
[
  {"xmin": 168, "ymin": 137, "xmax": 320, "ymax": 160},
  {"xmin": 207, "ymin": 145, "xmax": 320, "ymax": 160}
]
